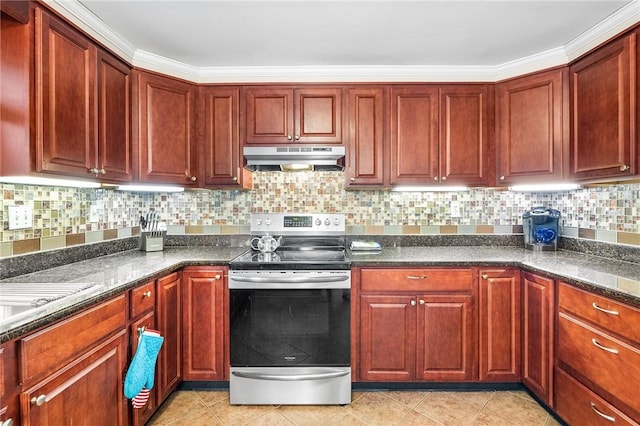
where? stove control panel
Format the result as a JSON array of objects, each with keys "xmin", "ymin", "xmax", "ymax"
[{"xmin": 251, "ymin": 213, "xmax": 344, "ymax": 235}]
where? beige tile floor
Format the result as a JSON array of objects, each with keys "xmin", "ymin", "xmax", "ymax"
[{"xmin": 147, "ymin": 389, "xmax": 563, "ymax": 426}]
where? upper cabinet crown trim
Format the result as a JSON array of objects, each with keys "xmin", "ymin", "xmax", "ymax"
[{"xmin": 43, "ymin": 0, "xmax": 639, "ymax": 84}]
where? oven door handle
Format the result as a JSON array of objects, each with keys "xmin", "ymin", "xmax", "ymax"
[
  {"xmin": 230, "ymin": 275, "xmax": 349, "ymax": 284},
  {"xmin": 231, "ymin": 370, "xmax": 350, "ymax": 381}
]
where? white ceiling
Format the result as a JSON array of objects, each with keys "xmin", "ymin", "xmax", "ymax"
[{"xmin": 47, "ymin": 0, "xmax": 639, "ymax": 82}]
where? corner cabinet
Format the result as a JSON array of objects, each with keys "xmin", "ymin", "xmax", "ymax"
[
  {"xmin": 496, "ymin": 67, "xmax": 568, "ymax": 185},
  {"xmin": 478, "ymin": 268, "xmax": 521, "ymax": 382},
  {"xmin": 244, "ymin": 86, "xmax": 343, "ymax": 144},
  {"xmin": 199, "ymin": 86, "xmax": 251, "ymax": 189},
  {"xmin": 133, "ymin": 70, "xmax": 198, "ymax": 186},
  {"xmin": 182, "ymin": 267, "xmax": 228, "ymax": 381},
  {"xmin": 390, "ymin": 85, "xmax": 492, "ymax": 186},
  {"xmin": 522, "ymin": 272, "xmax": 555, "ymax": 407},
  {"xmin": 569, "ymin": 32, "xmax": 636, "ymax": 181},
  {"xmin": 357, "ymin": 268, "xmax": 477, "ymax": 382},
  {"xmin": 35, "ymin": 8, "xmax": 132, "ymax": 182}
]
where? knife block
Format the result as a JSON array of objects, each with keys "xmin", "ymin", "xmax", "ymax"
[{"xmin": 139, "ymin": 231, "xmax": 165, "ymax": 252}]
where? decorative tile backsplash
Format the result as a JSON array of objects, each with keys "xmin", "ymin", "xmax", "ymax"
[{"xmin": 1, "ymin": 171, "xmax": 639, "ymax": 257}]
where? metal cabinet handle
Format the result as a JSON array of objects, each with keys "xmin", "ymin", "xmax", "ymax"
[
  {"xmin": 419, "ymin": 299, "xmax": 425, "ymax": 305},
  {"xmin": 214, "ymin": 274, "xmax": 221, "ymax": 280},
  {"xmin": 441, "ymin": 176, "xmax": 447, "ymax": 181},
  {"xmin": 410, "ymin": 300, "xmax": 416, "ymax": 306},
  {"xmin": 433, "ymin": 176, "xmax": 439, "ymax": 181},
  {"xmin": 481, "ymin": 274, "xmax": 489, "ymax": 280},
  {"xmin": 295, "ymin": 135, "xmax": 300, "ymax": 141},
  {"xmin": 406, "ymin": 275, "xmax": 427, "ymax": 280},
  {"xmin": 100, "ymin": 168, "xmax": 106, "ymax": 175},
  {"xmin": 590, "ymin": 401, "xmax": 616, "ymax": 422},
  {"xmin": 143, "ymin": 291, "xmax": 152, "ymax": 298},
  {"xmin": 31, "ymin": 395, "xmax": 46, "ymax": 406},
  {"xmin": 499, "ymin": 176, "xmax": 505, "ymax": 181},
  {"xmin": 350, "ymin": 177, "xmax": 355, "ymax": 182},
  {"xmin": 620, "ymin": 164, "xmax": 630, "ymax": 172},
  {"xmin": 287, "ymin": 135, "xmax": 293, "ymax": 141},
  {"xmin": 190, "ymin": 176, "xmax": 197, "ymax": 182},
  {"xmin": 591, "ymin": 338, "xmax": 619, "ymax": 355},
  {"xmin": 592, "ymin": 302, "xmax": 619, "ymax": 316},
  {"xmin": 232, "ymin": 176, "xmax": 238, "ymax": 181}
]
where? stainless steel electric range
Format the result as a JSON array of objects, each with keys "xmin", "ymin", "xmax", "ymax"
[{"xmin": 228, "ymin": 213, "xmax": 351, "ymax": 405}]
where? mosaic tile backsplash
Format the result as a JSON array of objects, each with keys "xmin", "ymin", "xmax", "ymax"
[{"xmin": 1, "ymin": 171, "xmax": 640, "ymax": 257}]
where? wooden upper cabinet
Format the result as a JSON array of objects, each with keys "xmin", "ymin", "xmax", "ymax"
[
  {"xmin": 346, "ymin": 87, "xmax": 386, "ymax": 187},
  {"xmin": 390, "ymin": 86, "xmax": 439, "ymax": 185},
  {"xmin": 569, "ymin": 32, "xmax": 636, "ymax": 180},
  {"xmin": 497, "ymin": 68, "xmax": 568, "ymax": 185},
  {"xmin": 97, "ymin": 50, "xmax": 132, "ymax": 182},
  {"xmin": 34, "ymin": 8, "xmax": 132, "ymax": 182},
  {"xmin": 1, "ymin": 1, "xmax": 29, "ymax": 24},
  {"xmin": 439, "ymin": 85, "xmax": 493, "ymax": 186},
  {"xmin": 35, "ymin": 8, "xmax": 96, "ymax": 177},
  {"xmin": 199, "ymin": 86, "xmax": 251, "ymax": 188},
  {"xmin": 133, "ymin": 70, "xmax": 198, "ymax": 185},
  {"xmin": 245, "ymin": 86, "xmax": 343, "ymax": 144}
]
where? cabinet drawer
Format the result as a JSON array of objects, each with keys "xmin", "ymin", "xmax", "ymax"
[
  {"xmin": 130, "ymin": 281, "xmax": 155, "ymax": 318},
  {"xmin": 361, "ymin": 268, "xmax": 473, "ymax": 292},
  {"xmin": 559, "ymin": 282, "xmax": 640, "ymax": 343},
  {"xmin": 556, "ymin": 367, "xmax": 639, "ymax": 426},
  {"xmin": 20, "ymin": 295, "xmax": 126, "ymax": 384},
  {"xmin": 557, "ymin": 312, "xmax": 640, "ymax": 414}
]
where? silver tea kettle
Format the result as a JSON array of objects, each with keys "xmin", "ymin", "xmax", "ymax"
[{"xmin": 250, "ymin": 235, "xmax": 282, "ymax": 253}]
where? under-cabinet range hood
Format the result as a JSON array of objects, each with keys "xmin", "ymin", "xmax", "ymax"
[{"xmin": 243, "ymin": 146, "xmax": 345, "ymax": 171}]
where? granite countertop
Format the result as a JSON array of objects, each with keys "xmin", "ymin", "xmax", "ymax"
[{"xmin": 2, "ymin": 245, "xmax": 640, "ymax": 343}]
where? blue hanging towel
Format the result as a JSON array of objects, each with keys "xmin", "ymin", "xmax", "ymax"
[{"xmin": 124, "ymin": 329, "xmax": 164, "ymax": 399}]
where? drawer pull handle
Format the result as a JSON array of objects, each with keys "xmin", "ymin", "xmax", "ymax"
[
  {"xmin": 590, "ymin": 401, "xmax": 616, "ymax": 422},
  {"xmin": 406, "ymin": 275, "xmax": 427, "ymax": 280},
  {"xmin": 215, "ymin": 274, "xmax": 221, "ymax": 280},
  {"xmin": 31, "ymin": 395, "xmax": 47, "ymax": 406},
  {"xmin": 592, "ymin": 338, "xmax": 619, "ymax": 355},
  {"xmin": 592, "ymin": 302, "xmax": 619, "ymax": 316},
  {"xmin": 481, "ymin": 274, "xmax": 489, "ymax": 280},
  {"xmin": 410, "ymin": 300, "xmax": 416, "ymax": 306},
  {"xmin": 143, "ymin": 291, "xmax": 152, "ymax": 298}
]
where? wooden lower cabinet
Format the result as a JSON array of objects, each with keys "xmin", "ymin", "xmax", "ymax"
[
  {"xmin": 156, "ymin": 272, "xmax": 182, "ymax": 404},
  {"xmin": 182, "ymin": 267, "xmax": 228, "ymax": 381},
  {"xmin": 479, "ymin": 269, "xmax": 521, "ymax": 381},
  {"xmin": 357, "ymin": 268, "xmax": 477, "ymax": 382},
  {"xmin": 129, "ymin": 311, "xmax": 157, "ymax": 426},
  {"xmin": 21, "ymin": 331, "xmax": 128, "ymax": 425},
  {"xmin": 522, "ymin": 272, "xmax": 555, "ymax": 406}
]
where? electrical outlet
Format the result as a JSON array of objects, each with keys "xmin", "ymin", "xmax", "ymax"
[
  {"xmin": 8, "ymin": 205, "xmax": 33, "ymax": 229},
  {"xmin": 450, "ymin": 202, "xmax": 461, "ymax": 218}
]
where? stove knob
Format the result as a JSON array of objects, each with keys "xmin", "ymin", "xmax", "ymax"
[
  {"xmin": 315, "ymin": 218, "xmax": 322, "ymax": 226},
  {"xmin": 265, "ymin": 218, "xmax": 272, "ymax": 226},
  {"xmin": 256, "ymin": 218, "xmax": 262, "ymax": 226},
  {"xmin": 334, "ymin": 217, "xmax": 340, "ymax": 226},
  {"xmin": 324, "ymin": 218, "xmax": 331, "ymax": 226}
]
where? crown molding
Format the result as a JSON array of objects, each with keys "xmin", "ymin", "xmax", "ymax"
[{"xmin": 44, "ymin": 0, "xmax": 640, "ymax": 83}]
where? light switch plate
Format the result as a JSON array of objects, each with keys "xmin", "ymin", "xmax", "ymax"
[
  {"xmin": 450, "ymin": 202, "xmax": 461, "ymax": 218},
  {"xmin": 8, "ymin": 205, "xmax": 33, "ymax": 229}
]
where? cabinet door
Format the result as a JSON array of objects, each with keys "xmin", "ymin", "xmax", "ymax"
[
  {"xmin": 390, "ymin": 86, "xmax": 439, "ymax": 185},
  {"xmin": 497, "ymin": 68, "xmax": 568, "ymax": 185},
  {"xmin": 35, "ymin": 8, "xmax": 97, "ymax": 177},
  {"xmin": 479, "ymin": 269, "xmax": 521, "ymax": 381},
  {"xmin": 182, "ymin": 268, "xmax": 227, "ymax": 381},
  {"xmin": 359, "ymin": 295, "xmax": 416, "ymax": 381},
  {"xmin": 245, "ymin": 87, "xmax": 294, "ymax": 144},
  {"xmin": 200, "ymin": 86, "xmax": 251, "ymax": 188},
  {"xmin": 522, "ymin": 272, "xmax": 555, "ymax": 406},
  {"xmin": 417, "ymin": 294, "xmax": 476, "ymax": 381},
  {"xmin": 346, "ymin": 87, "xmax": 386, "ymax": 187},
  {"xmin": 570, "ymin": 33, "xmax": 635, "ymax": 180},
  {"xmin": 156, "ymin": 272, "xmax": 181, "ymax": 404},
  {"xmin": 21, "ymin": 332, "xmax": 127, "ymax": 426},
  {"xmin": 129, "ymin": 312, "xmax": 157, "ymax": 426},
  {"xmin": 97, "ymin": 49, "xmax": 132, "ymax": 182},
  {"xmin": 439, "ymin": 85, "xmax": 493, "ymax": 186},
  {"xmin": 295, "ymin": 87, "xmax": 343, "ymax": 143},
  {"xmin": 134, "ymin": 71, "xmax": 198, "ymax": 185}
]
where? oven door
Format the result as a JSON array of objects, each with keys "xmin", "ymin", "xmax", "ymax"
[
  {"xmin": 229, "ymin": 271, "xmax": 350, "ymax": 367},
  {"xmin": 228, "ymin": 270, "xmax": 351, "ymax": 404}
]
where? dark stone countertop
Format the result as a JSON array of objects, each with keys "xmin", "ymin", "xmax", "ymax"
[{"xmin": 2, "ymin": 245, "xmax": 640, "ymax": 343}]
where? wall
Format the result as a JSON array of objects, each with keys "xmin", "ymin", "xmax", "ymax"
[{"xmin": 1, "ymin": 171, "xmax": 639, "ymax": 258}]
